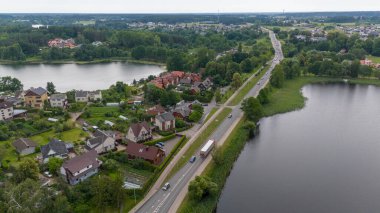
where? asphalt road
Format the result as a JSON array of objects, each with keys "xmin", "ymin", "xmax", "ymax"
[{"xmin": 136, "ymin": 30, "xmax": 283, "ymax": 213}]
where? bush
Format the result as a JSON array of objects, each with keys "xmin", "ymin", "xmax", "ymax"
[{"xmin": 188, "ymin": 176, "xmax": 218, "ymax": 201}]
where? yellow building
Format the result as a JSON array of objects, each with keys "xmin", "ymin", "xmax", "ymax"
[{"xmin": 24, "ymin": 87, "xmax": 48, "ymax": 109}]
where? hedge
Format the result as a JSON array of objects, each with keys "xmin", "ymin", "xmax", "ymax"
[{"xmin": 143, "ymin": 134, "xmax": 176, "ymax": 146}]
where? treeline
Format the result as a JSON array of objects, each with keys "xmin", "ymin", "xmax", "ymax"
[
  {"xmin": 0, "ymin": 25, "xmax": 266, "ymax": 64},
  {"xmin": 281, "ymin": 30, "xmax": 380, "ymax": 58}
]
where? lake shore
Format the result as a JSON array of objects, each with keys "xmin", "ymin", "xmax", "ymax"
[
  {"xmin": 178, "ymin": 76, "xmax": 380, "ymax": 213},
  {"xmin": 0, "ymin": 57, "xmax": 166, "ymax": 67}
]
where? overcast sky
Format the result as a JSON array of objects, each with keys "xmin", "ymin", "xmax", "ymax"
[{"xmin": 1, "ymin": 0, "xmax": 380, "ymax": 13}]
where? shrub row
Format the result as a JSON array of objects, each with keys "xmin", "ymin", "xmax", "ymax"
[{"xmin": 143, "ymin": 134, "xmax": 176, "ymax": 146}]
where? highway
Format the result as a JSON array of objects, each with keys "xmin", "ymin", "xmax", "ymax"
[{"xmin": 135, "ymin": 30, "xmax": 283, "ymax": 213}]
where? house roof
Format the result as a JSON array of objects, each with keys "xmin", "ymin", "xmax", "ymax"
[
  {"xmin": 75, "ymin": 90, "xmax": 88, "ymax": 98},
  {"xmin": 173, "ymin": 107, "xmax": 191, "ymax": 117},
  {"xmin": 0, "ymin": 101, "xmax": 13, "ymax": 109},
  {"xmin": 88, "ymin": 135, "xmax": 108, "ymax": 146},
  {"xmin": 126, "ymin": 142, "xmax": 163, "ymax": 161},
  {"xmin": 129, "ymin": 121, "xmax": 150, "ymax": 137},
  {"xmin": 41, "ymin": 139, "xmax": 68, "ymax": 159},
  {"xmin": 25, "ymin": 87, "xmax": 47, "ymax": 96},
  {"xmin": 51, "ymin": 93, "xmax": 67, "ymax": 100},
  {"xmin": 63, "ymin": 150, "xmax": 100, "ymax": 175},
  {"xmin": 156, "ymin": 112, "xmax": 175, "ymax": 123},
  {"xmin": 12, "ymin": 138, "xmax": 37, "ymax": 152},
  {"xmin": 147, "ymin": 105, "xmax": 166, "ymax": 116}
]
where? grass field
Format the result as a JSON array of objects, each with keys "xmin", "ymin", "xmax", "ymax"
[
  {"xmin": 228, "ymin": 66, "xmax": 268, "ymax": 106},
  {"xmin": 166, "ymin": 107, "xmax": 232, "ymax": 180},
  {"xmin": 367, "ymin": 55, "xmax": 380, "ymax": 63},
  {"xmin": 85, "ymin": 106, "xmax": 120, "ymax": 125},
  {"xmin": 204, "ymin": 107, "xmax": 218, "ymax": 123}
]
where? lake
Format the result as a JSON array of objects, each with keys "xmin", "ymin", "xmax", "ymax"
[
  {"xmin": 217, "ymin": 83, "xmax": 380, "ymax": 213},
  {"xmin": 0, "ymin": 62, "xmax": 164, "ymax": 92}
]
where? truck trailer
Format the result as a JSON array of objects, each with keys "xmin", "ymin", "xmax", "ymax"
[{"xmin": 200, "ymin": 139, "xmax": 215, "ymax": 158}]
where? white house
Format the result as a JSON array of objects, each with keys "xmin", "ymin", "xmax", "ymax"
[
  {"xmin": 0, "ymin": 101, "xmax": 14, "ymax": 121},
  {"xmin": 50, "ymin": 93, "xmax": 67, "ymax": 108},
  {"xmin": 126, "ymin": 121, "xmax": 152, "ymax": 143},
  {"xmin": 12, "ymin": 138, "xmax": 37, "ymax": 156},
  {"xmin": 75, "ymin": 90, "xmax": 102, "ymax": 102},
  {"xmin": 86, "ymin": 130, "xmax": 115, "ymax": 154}
]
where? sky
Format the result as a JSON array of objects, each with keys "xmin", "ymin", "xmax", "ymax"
[{"xmin": 1, "ymin": 0, "xmax": 380, "ymax": 13}]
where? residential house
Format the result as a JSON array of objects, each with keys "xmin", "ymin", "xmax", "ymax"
[
  {"xmin": 12, "ymin": 138, "xmax": 37, "ymax": 156},
  {"xmin": 75, "ymin": 90, "xmax": 102, "ymax": 102},
  {"xmin": 155, "ymin": 112, "xmax": 175, "ymax": 131},
  {"xmin": 48, "ymin": 38, "xmax": 76, "ymax": 48},
  {"xmin": 126, "ymin": 142, "xmax": 165, "ymax": 165},
  {"xmin": 147, "ymin": 104, "xmax": 166, "ymax": 122},
  {"xmin": 86, "ymin": 129, "xmax": 115, "ymax": 154},
  {"xmin": 41, "ymin": 139, "xmax": 69, "ymax": 163},
  {"xmin": 61, "ymin": 150, "xmax": 102, "ymax": 185},
  {"xmin": 24, "ymin": 87, "xmax": 48, "ymax": 109},
  {"xmin": 126, "ymin": 121, "xmax": 152, "ymax": 143},
  {"xmin": 0, "ymin": 101, "xmax": 14, "ymax": 120},
  {"xmin": 172, "ymin": 106, "xmax": 191, "ymax": 120},
  {"xmin": 50, "ymin": 93, "xmax": 68, "ymax": 108}
]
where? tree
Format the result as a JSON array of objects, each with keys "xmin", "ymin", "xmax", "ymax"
[
  {"xmin": 0, "ymin": 179, "xmax": 72, "ymax": 213},
  {"xmin": 13, "ymin": 159, "xmax": 39, "ymax": 183},
  {"xmin": 0, "ymin": 76, "xmax": 23, "ymax": 92},
  {"xmin": 231, "ymin": 72, "xmax": 242, "ymax": 89},
  {"xmin": 372, "ymin": 38, "xmax": 380, "ymax": 56},
  {"xmin": 243, "ymin": 121, "xmax": 257, "ymax": 138},
  {"xmin": 350, "ymin": 60, "xmax": 360, "ymax": 78},
  {"xmin": 91, "ymin": 174, "xmax": 126, "ymax": 210},
  {"xmin": 257, "ymin": 88, "xmax": 270, "ymax": 105},
  {"xmin": 189, "ymin": 111, "xmax": 202, "ymax": 122},
  {"xmin": 47, "ymin": 82, "xmax": 57, "ymax": 95},
  {"xmin": 188, "ymin": 176, "xmax": 218, "ymax": 201},
  {"xmin": 166, "ymin": 52, "xmax": 185, "ymax": 71},
  {"xmin": 48, "ymin": 157, "xmax": 64, "ymax": 176},
  {"xmin": 192, "ymin": 104, "xmax": 204, "ymax": 114},
  {"xmin": 240, "ymin": 58, "xmax": 253, "ymax": 73},
  {"xmin": 215, "ymin": 89, "xmax": 222, "ymax": 103},
  {"xmin": 241, "ymin": 97, "xmax": 263, "ymax": 122},
  {"xmin": 212, "ymin": 148, "xmax": 224, "ymax": 165},
  {"xmin": 270, "ymin": 66, "xmax": 285, "ymax": 88}
]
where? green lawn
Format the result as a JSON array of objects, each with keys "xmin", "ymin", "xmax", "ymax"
[
  {"xmin": 204, "ymin": 107, "xmax": 218, "ymax": 123},
  {"xmin": 228, "ymin": 66, "xmax": 268, "ymax": 106},
  {"xmin": 167, "ymin": 107, "xmax": 232, "ymax": 180},
  {"xmin": 263, "ymin": 77, "xmax": 344, "ymax": 117},
  {"xmin": 367, "ymin": 55, "xmax": 380, "ymax": 63},
  {"xmin": 30, "ymin": 128, "xmax": 87, "ymax": 145},
  {"xmin": 85, "ymin": 106, "xmax": 120, "ymax": 125}
]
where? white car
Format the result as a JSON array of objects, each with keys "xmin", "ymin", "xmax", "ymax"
[{"xmin": 162, "ymin": 182, "xmax": 170, "ymax": 191}]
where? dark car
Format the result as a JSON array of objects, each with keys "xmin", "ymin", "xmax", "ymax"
[{"xmin": 189, "ymin": 156, "xmax": 196, "ymax": 163}]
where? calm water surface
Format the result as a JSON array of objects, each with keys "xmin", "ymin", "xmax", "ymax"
[
  {"xmin": 0, "ymin": 62, "xmax": 164, "ymax": 92},
  {"xmin": 218, "ymin": 83, "xmax": 380, "ymax": 213}
]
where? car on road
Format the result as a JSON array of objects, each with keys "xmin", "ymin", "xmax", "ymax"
[
  {"xmin": 155, "ymin": 143, "xmax": 163, "ymax": 149},
  {"xmin": 202, "ymin": 103, "xmax": 208, "ymax": 106},
  {"xmin": 228, "ymin": 114, "xmax": 232, "ymax": 118},
  {"xmin": 189, "ymin": 156, "xmax": 196, "ymax": 163},
  {"xmin": 157, "ymin": 142, "xmax": 165, "ymax": 147},
  {"xmin": 162, "ymin": 182, "xmax": 170, "ymax": 191}
]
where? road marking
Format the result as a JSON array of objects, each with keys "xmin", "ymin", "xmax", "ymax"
[{"xmin": 152, "ymin": 163, "xmax": 196, "ymax": 213}]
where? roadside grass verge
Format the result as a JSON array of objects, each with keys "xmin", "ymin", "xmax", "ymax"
[
  {"xmin": 204, "ymin": 107, "xmax": 218, "ymax": 123},
  {"xmin": 228, "ymin": 66, "xmax": 268, "ymax": 106},
  {"xmin": 178, "ymin": 119, "xmax": 249, "ymax": 213},
  {"xmin": 166, "ymin": 107, "xmax": 232, "ymax": 180}
]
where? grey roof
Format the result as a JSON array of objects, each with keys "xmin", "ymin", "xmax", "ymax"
[
  {"xmin": 173, "ymin": 106, "xmax": 191, "ymax": 117},
  {"xmin": 75, "ymin": 90, "xmax": 88, "ymax": 98},
  {"xmin": 41, "ymin": 139, "xmax": 68, "ymax": 159},
  {"xmin": 156, "ymin": 112, "xmax": 175, "ymax": 123},
  {"xmin": 93, "ymin": 129, "xmax": 109, "ymax": 138},
  {"xmin": 88, "ymin": 135, "xmax": 108, "ymax": 146},
  {"xmin": 0, "ymin": 101, "xmax": 13, "ymax": 109},
  {"xmin": 51, "ymin": 93, "xmax": 67, "ymax": 100},
  {"xmin": 28, "ymin": 87, "xmax": 47, "ymax": 96},
  {"xmin": 63, "ymin": 150, "xmax": 100, "ymax": 178},
  {"xmin": 13, "ymin": 138, "xmax": 37, "ymax": 153}
]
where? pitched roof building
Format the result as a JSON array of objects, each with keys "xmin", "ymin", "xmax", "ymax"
[
  {"xmin": 12, "ymin": 138, "xmax": 37, "ymax": 156},
  {"xmin": 86, "ymin": 129, "xmax": 115, "ymax": 154},
  {"xmin": 61, "ymin": 150, "xmax": 102, "ymax": 185},
  {"xmin": 126, "ymin": 142, "xmax": 165, "ymax": 165},
  {"xmin": 41, "ymin": 139, "xmax": 69, "ymax": 163},
  {"xmin": 155, "ymin": 112, "xmax": 176, "ymax": 131},
  {"xmin": 126, "ymin": 121, "xmax": 152, "ymax": 143}
]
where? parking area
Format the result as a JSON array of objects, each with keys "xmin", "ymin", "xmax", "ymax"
[{"xmin": 162, "ymin": 135, "xmax": 183, "ymax": 154}]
